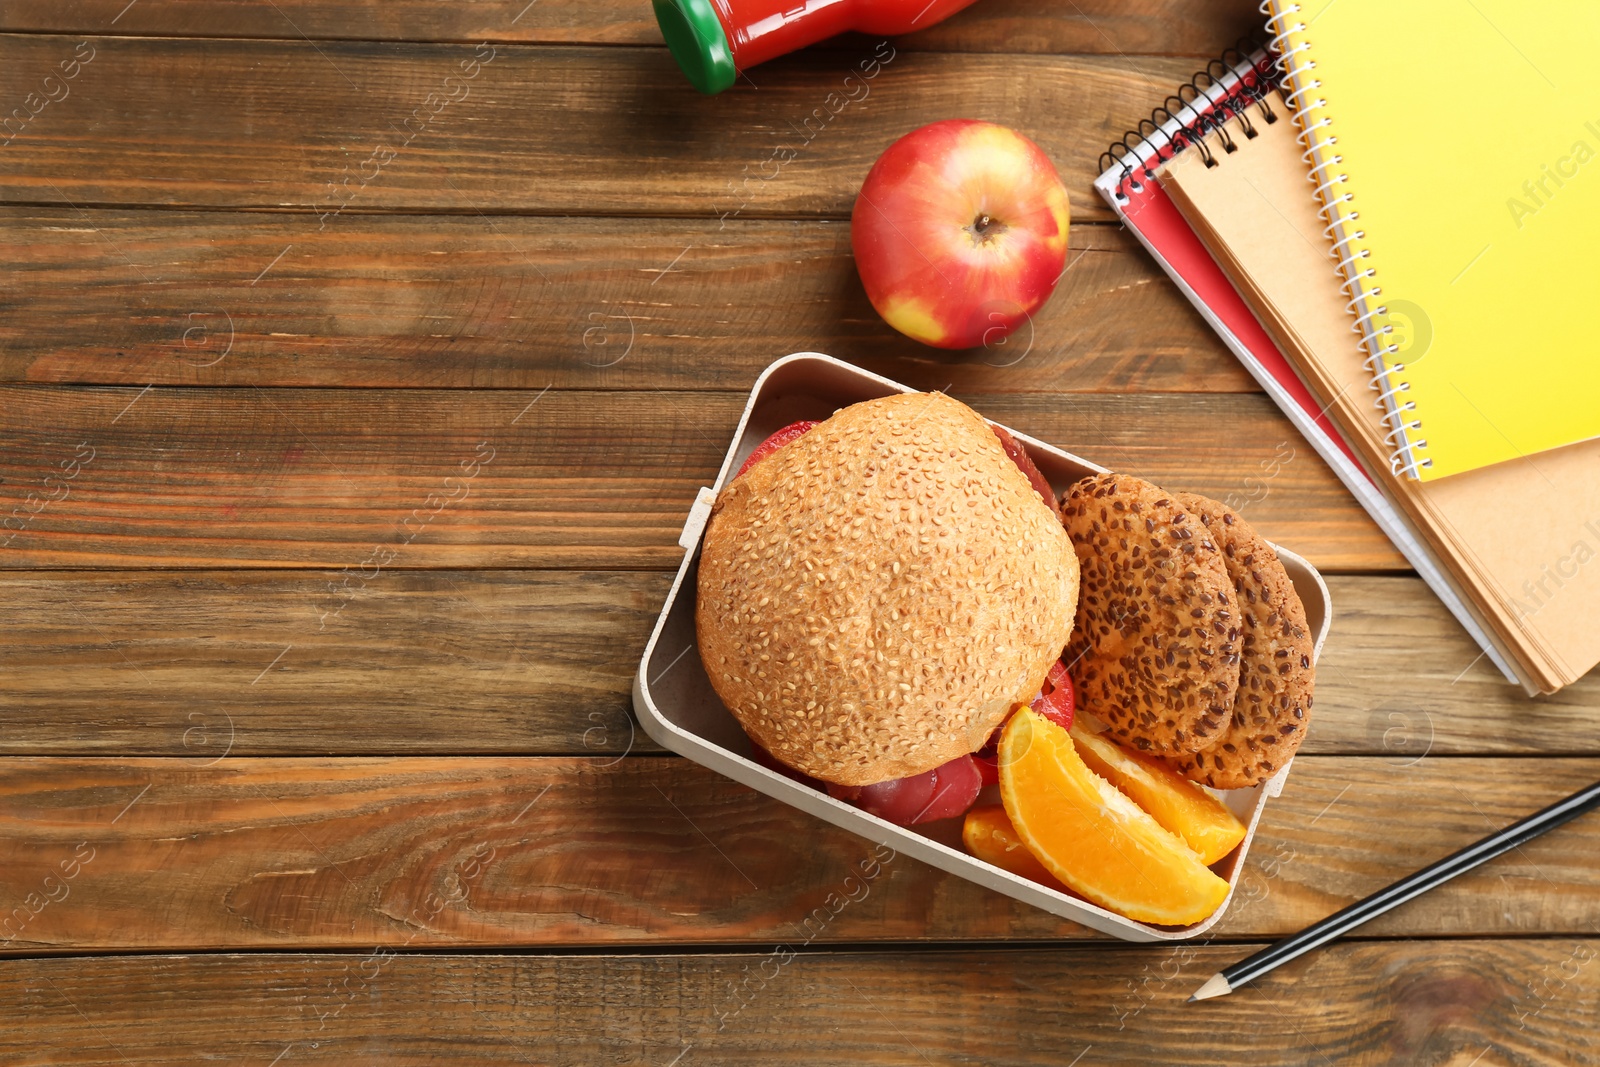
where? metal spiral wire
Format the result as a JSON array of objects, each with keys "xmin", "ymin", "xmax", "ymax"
[
  {"xmin": 1262, "ymin": 0, "xmax": 1430, "ymax": 476},
  {"xmin": 1097, "ymin": 36, "xmax": 1278, "ymax": 202}
]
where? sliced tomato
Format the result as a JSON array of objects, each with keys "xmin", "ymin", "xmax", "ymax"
[
  {"xmin": 990, "ymin": 424, "xmax": 1056, "ymax": 508},
  {"xmin": 1038, "ymin": 683, "xmax": 1075, "ymax": 732},
  {"xmin": 828, "ymin": 753, "xmax": 983, "ymax": 826},
  {"xmin": 1046, "ymin": 658, "xmax": 1072, "ymax": 693},
  {"xmin": 973, "ymin": 752, "xmax": 1000, "ymax": 787},
  {"xmin": 736, "ymin": 420, "xmax": 818, "ymax": 478},
  {"xmin": 1037, "ymin": 659, "xmax": 1076, "ymax": 732}
]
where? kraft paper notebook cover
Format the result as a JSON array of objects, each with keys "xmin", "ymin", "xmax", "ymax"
[
  {"xmin": 1265, "ymin": 0, "xmax": 1600, "ymax": 482},
  {"xmin": 1160, "ymin": 91, "xmax": 1600, "ymax": 693},
  {"xmin": 1090, "ymin": 48, "xmax": 1517, "ymax": 687}
]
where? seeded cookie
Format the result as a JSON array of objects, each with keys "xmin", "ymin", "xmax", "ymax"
[
  {"xmin": 1060, "ymin": 474, "xmax": 1240, "ymax": 756},
  {"xmin": 1166, "ymin": 494, "xmax": 1314, "ymax": 789}
]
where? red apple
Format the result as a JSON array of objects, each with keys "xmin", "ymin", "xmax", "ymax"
[{"xmin": 851, "ymin": 120, "xmax": 1071, "ymax": 350}]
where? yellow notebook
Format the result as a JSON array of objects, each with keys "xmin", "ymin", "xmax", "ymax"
[
  {"xmin": 1159, "ymin": 92, "xmax": 1600, "ymax": 693},
  {"xmin": 1267, "ymin": 1, "xmax": 1600, "ymax": 481}
]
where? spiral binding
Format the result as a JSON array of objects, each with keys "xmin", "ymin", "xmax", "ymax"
[
  {"xmin": 1096, "ymin": 38, "xmax": 1280, "ymax": 205},
  {"xmin": 1261, "ymin": 0, "xmax": 1430, "ymax": 478}
]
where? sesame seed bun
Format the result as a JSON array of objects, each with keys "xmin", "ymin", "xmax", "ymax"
[{"xmin": 696, "ymin": 392, "xmax": 1080, "ymax": 786}]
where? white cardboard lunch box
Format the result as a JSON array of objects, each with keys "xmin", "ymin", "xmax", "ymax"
[{"xmin": 632, "ymin": 352, "xmax": 1332, "ymax": 942}]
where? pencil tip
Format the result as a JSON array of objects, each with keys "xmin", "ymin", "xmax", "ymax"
[{"xmin": 1189, "ymin": 973, "xmax": 1232, "ymax": 1001}]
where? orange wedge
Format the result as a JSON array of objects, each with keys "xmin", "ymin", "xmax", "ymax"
[
  {"xmin": 962, "ymin": 805, "xmax": 1065, "ymax": 890},
  {"xmin": 1069, "ymin": 721, "xmax": 1246, "ymax": 865},
  {"xmin": 998, "ymin": 707, "xmax": 1229, "ymax": 925}
]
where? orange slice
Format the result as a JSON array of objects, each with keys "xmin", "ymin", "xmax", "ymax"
[
  {"xmin": 962, "ymin": 805, "xmax": 1065, "ymax": 890},
  {"xmin": 1069, "ymin": 721, "xmax": 1246, "ymax": 865},
  {"xmin": 998, "ymin": 707, "xmax": 1229, "ymax": 925}
]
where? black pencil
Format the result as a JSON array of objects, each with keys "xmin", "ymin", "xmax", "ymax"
[{"xmin": 1189, "ymin": 777, "xmax": 1600, "ymax": 1001}]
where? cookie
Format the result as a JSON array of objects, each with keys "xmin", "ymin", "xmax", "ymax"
[
  {"xmin": 1167, "ymin": 494, "xmax": 1314, "ymax": 789},
  {"xmin": 1060, "ymin": 473, "xmax": 1240, "ymax": 756}
]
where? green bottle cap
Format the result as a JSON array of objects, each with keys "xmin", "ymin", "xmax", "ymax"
[{"xmin": 653, "ymin": 0, "xmax": 736, "ymax": 95}]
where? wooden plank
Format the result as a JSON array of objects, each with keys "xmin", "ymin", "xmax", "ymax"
[
  {"xmin": 0, "ymin": 36, "xmax": 1192, "ymax": 220},
  {"xmin": 0, "ymin": 387, "xmax": 1401, "ymax": 571},
  {"xmin": 2, "ymin": 755, "xmax": 1597, "ymax": 952},
  {"xmin": 0, "ymin": 210, "xmax": 1256, "ymax": 394},
  {"xmin": 1309, "ymin": 577, "xmax": 1600, "ymax": 756},
  {"xmin": 0, "ymin": 385, "xmax": 734, "ymax": 571},
  {"xmin": 0, "ymin": 573, "xmax": 1590, "ymax": 757},
  {"xmin": 6, "ymin": 940, "xmax": 1596, "ymax": 1065},
  {"xmin": 0, "ymin": 0, "xmax": 1264, "ymax": 56},
  {"xmin": 0, "ymin": 570, "xmax": 670, "ymax": 756}
]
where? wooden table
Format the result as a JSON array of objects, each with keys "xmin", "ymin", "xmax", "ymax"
[{"xmin": 2, "ymin": 2, "xmax": 1596, "ymax": 1063}]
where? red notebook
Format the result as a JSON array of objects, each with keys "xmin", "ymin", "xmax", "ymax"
[{"xmin": 1092, "ymin": 46, "xmax": 1514, "ymax": 684}]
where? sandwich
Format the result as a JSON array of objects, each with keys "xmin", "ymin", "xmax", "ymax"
[{"xmin": 696, "ymin": 391, "xmax": 1080, "ymax": 792}]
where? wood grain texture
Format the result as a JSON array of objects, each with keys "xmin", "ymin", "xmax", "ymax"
[
  {"xmin": 0, "ymin": 210, "xmax": 1257, "ymax": 393},
  {"xmin": 0, "ymin": 573, "xmax": 1590, "ymax": 757},
  {"xmin": 0, "ymin": 569, "xmax": 669, "ymax": 756},
  {"xmin": 0, "ymin": 35, "xmax": 1192, "ymax": 220},
  {"xmin": 0, "ymin": 0, "xmax": 1264, "ymax": 55},
  {"xmin": 4, "ymin": 2, "xmax": 1580, "ymax": 1057},
  {"xmin": 7, "ymin": 941, "xmax": 1597, "ymax": 1066},
  {"xmin": 3, "ymin": 755, "xmax": 1598, "ymax": 952},
  {"xmin": 0, "ymin": 387, "xmax": 1401, "ymax": 571}
]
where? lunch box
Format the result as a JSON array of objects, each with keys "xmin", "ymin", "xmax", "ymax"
[{"xmin": 632, "ymin": 352, "xmax": 1332, "ymax": 941}]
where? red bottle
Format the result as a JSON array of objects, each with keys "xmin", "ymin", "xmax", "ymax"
[{"xmin": 654, "ymin": 0, "xmax": 981, "ymax": 94}]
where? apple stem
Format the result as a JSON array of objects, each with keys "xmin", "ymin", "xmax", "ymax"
[{"xmin": 968, "ymin": 213, "xmax": 1006, "ymax": 244}]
